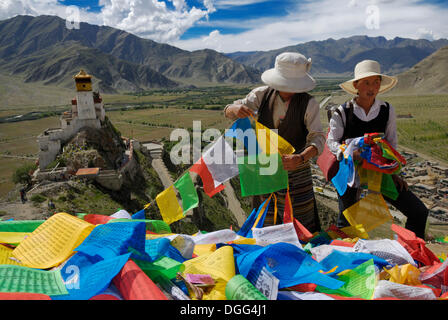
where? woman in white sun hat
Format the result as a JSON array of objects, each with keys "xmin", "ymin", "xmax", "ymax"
[
  {"xmin": 224, "ymin": 52, "xmax": 326, "ymax": 233},
  {"xmin": 327, "ymin": 59, "xmax": 429, "ymax": 239}
]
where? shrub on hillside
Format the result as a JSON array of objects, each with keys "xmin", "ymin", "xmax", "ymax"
[{"xmin": 12, "ymin": 163, "xmax": 37, "ymax": 185}]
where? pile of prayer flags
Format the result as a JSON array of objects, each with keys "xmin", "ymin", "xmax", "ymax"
[{"xmin": 0, "ymin": 209, "xmax": 446, "ymax": 300}]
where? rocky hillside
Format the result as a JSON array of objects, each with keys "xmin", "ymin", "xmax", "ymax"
[
  {"xmin": 0, "ymin": 15, "xmax": 261, "ymax": 91},
  {"xmin": 392, "ymin": 46, "xmax": 448, "ymax": 94}
]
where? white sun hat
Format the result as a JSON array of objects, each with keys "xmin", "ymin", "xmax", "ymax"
[
  {"xmin": 340, "ymin": 60, "xmax": 398, "ymax": 95},
  {"xmin": 261, "ymin": 52, "xmax": 316, "ymax": 93}
]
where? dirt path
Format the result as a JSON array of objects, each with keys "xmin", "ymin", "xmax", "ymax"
[
  {"xmin": 223, "ymin": 180, "xmax": 246, "ymax": 228},
  {"xmin": 151, "ymin": 158, "xmax": 174, "ymax": 189}
]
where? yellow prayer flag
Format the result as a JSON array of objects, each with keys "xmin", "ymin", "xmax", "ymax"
[
  {"xmin": 366, "ymin": 170, "xmax": 382, "ymax": 193},
  {"xmin": 0, "ymin": 232, "xmax": 30, "ymax": 245},
  {"xmin": 146, "ymin": 233, "xmax": 177, "ymax": 240},
  {"xmin": 156, "ymin": 186, "xmax": 184, "ymax": 225},
  {"xmin": 341, "ymin": 224, "xmax": 369, "ymax": 240},
  {"xmin": 255, "ymin": 121, "xmax": 295, "ymax": 155},
  {"xmin": 12, "ymin": 213, "xmax": 95, "ymax": 269},
  {"xmin": 0, "ymin": 245, "xmax": 22, "ymax": 266},
  {"xmin": 182, "ymin": 246, "xmax": 235, "ymax": 300},
  {"xmin": 193, "ymin": 244, "xmax": 217, "ymax": 257},
  {"xmin": 385, "ymin": 264, "xmax": 421, "ymax": 286},
  {"xmin": 231, "ymin": 236, "xmax": 257, "ymax": 245},
  {"xmin": 343, "ymin": 193, "xmax": 392, "ymax": 232}
]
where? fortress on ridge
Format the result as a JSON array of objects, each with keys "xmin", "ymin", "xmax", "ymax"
[{"xmin": 37, "ymin": 70, "xmax": 106, "ymax": 170}]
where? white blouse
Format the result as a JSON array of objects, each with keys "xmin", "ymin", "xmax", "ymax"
[{"xmin": 327, "ymin": 98, "xmax": 398, "ymax": 158}]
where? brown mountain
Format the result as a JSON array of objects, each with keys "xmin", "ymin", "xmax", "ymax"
[{"xmin": 392, "ymin": 46, "xmax": 448, "ymax": 94}]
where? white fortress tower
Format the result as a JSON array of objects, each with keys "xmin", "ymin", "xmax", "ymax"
[
  {"xmin": 74, "ymin": 70, "xmax": 98, "ymax": 120},
  {"xmin": 37, "ymin": 70, "xmax": 106, "ymax": 170}
]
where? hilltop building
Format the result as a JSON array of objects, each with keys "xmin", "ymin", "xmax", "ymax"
[{"xmin": 37, "ymin": 70, "xmax": 106, "ymax": 170}]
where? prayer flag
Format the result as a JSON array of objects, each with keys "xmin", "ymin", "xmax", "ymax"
[
  {"xmin": 202, "ymin": 136, "xmax": 239, "ymax": 188},
  {"xmin": 238, "ymin": 152, "xmax": 288, "ymax": 197},
  {"xmin": 225, "ymin": 117, "xmax": 260, "ymax": 155},
  {"xmin": 174, "ymin": 172, "xmax": 199, "ymax": 213},
  {"xmin": 255, "ymin": 121, "xmax": 295, "ymax": 155},
  {"xmin": 156, "ymin": 186, "xmax": 184, "ymax": 225},
  {"xmin": 190, "ymin": 158, "xmax": 225, "ymax": 197}
]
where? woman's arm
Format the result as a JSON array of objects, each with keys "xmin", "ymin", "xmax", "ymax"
[
  {"xmin": 327, "ymin": 106, "xmax": 346, "ymax": 160},
  {"xmin": 384, "ymin": 103, "xmax": 398, "ymax": 149},
  {"xmin": 224, "ymin": 104, "xmax": 255, "ymax": 119},
  {"xmin": 223, "ymin": 86, "xmax": 268, "ymax": 120}
]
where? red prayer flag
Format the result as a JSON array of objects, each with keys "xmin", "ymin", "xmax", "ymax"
[
  {"xmin": 190, "ymin": 157, "xmax": 225, "ymax": 197},
  {"xmin": 84, "ymin": 214, "xmax": 115, "ymax": 225},
  {"xmin": 283, "ymin": 189, "xmax": 313, "ymax": 242},
  {"xmin": 89, "ymin": 294, "xmax": 121, "ymax": 300},
  {"xmin": 391, "ymin": 224, "xmax": 439, "ymax": 266},
  {"xmin": 0, "ymin": 293, "xmax": 51, "ymax": 300},
  {"xmin": 112, "ymin": 260, "xmax": 168, "ymax": 300}
]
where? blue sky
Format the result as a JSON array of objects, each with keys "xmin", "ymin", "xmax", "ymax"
[{"xmin": 2, "ymin": 0, "xmax": 447, "ymax": 52}]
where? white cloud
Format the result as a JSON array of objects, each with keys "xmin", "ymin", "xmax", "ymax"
[
  {"xmin": 0, "ymin": 0, "xmax": 214, "ymax": 43},
  {"xmin": 0, "ymin": 0, "xmax": 447, "ymax": 52},
  {"xmin": 213, "ymin": 0, "xmax": 270, "ymax": 8},
  {"xmin": 172, "ymin": 0, "xmax": 448, "ymax": 52}
]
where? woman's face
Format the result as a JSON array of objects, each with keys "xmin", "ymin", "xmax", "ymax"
[{"xmin": 353, "ymin": 75, "xmax": 381, "ymax": 100}]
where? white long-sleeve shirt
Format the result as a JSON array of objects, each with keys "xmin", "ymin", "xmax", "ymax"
[
  {"xmin": 327, "ymin": 98, "xmax": 398, "ymax": 159},
  {"xmin": 224, "ymin": 86, "xmax": 326, "ymax": 155}
]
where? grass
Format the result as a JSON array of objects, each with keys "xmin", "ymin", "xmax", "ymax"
[
  {"xmin": 0, "ymin": 73, "xmax": 73, "ymax": 110},
  {"xmin": 53, "ymin": 182, "xmax": 124, "ymax": 215}
]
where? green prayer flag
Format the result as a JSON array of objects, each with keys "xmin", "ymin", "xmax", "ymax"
[
  {"xmin": 174, "ymin": 173, "xmax": 199, "ymax": 213},
  {"xmin": 0, "ymin": 265, "xmax": 68, "ymax": 296},
  {"xmin": 381, "ymin": 174, "xmax": 399, "ymax": 200},
  {"xmin": 238, "ymin": 153, "xmax": 288, "ymax": 197},
  {"xmin": 316, "ymin": 259, "xmax": 377, "ymax": 300},
  {"xmin": 108, "ymin": 219, "xmax": 171, "ymax": 234},
  {"xmin": 0, "ymin": 220, "xmax": 44, "ymax": 232},
  {"xmin": 134, "ymin": 256, "xmax": 185, "ymax": 280}
]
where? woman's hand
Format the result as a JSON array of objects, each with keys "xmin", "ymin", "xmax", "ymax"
[
  {"xmin": 227, "ymin": 105, "xmax": 255, "ymax": 119},
  {"xmin": 281, "ymin": 154, "xmax": 304, "ymax": 171},
  {"xmin": 392, "ymin": 174, "xmax": 408, "ymax": 192}
]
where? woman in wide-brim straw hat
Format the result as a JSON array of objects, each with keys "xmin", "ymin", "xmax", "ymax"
[
  {"xmin": 224, "ymin": 52, "xmax": 326, "ymax": 233},
  {"xmin": 327, "ymin": 59, "xmax": 429, "ymax": 239}
]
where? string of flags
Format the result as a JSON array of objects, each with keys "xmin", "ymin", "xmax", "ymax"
[{"xmin": 152, "ymin": 117, "xmax": 295, "ymax": 226}]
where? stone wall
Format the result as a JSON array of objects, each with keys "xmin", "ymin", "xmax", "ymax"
[
  {"xmin": 35, "ymin": 167, "xmax": 69, "ymax": 182},
  {"xmin": 38, "ymin": 118, "xmax": 101, "ymax": 169},
  {"xmin": 95, "ymin": 170, "xmax": 123, "ymax": 191}
]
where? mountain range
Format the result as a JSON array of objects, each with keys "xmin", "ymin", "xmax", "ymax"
[
  {"xmin": 226, "ymin": 36, "xmax": 448, "ymax": 77},
  {"xmin": 0, "ymin": 15, "xmax": 260, "ymax": 93},
  {"xmin": 0, "ymin": 15, "xmax": 447, "ymax": 94}
]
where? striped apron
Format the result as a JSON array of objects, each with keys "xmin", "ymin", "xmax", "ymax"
[{"xmin": 259, "ymin": 160, "xmax": 320, "ymax": 233}]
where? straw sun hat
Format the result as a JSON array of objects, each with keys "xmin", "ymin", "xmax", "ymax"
[
  {"xmin": 261, "ymin": 52, "xmax": 316, "ymax": 93},
  {"xmin": 340, "ymin": 60, "xmax": 398, "ymax": 95}
]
